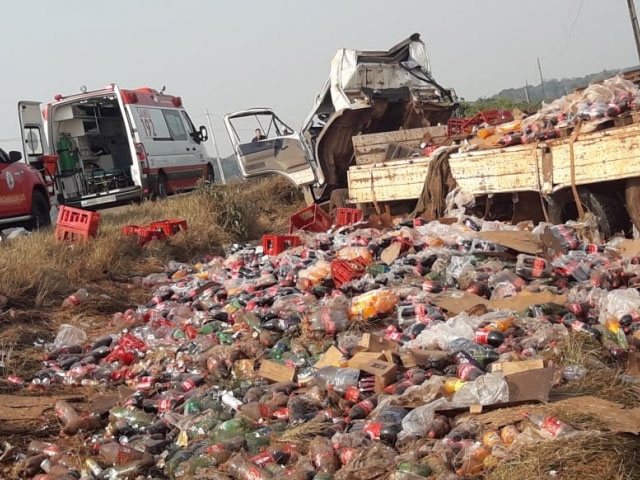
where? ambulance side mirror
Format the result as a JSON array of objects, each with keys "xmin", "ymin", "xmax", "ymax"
[
  {"xmin": 192, "ymin": 126, "xmax": 208, "ymax": 144},
  {"xmin": 198, "ymin": 126, "xmax": 209, "ymax": 144}
]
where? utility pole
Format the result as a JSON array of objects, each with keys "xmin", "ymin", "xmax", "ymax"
[
  {"xmin": 524, "ymin": 79, "xmax": 531, "ymax": 103},
  {"xmin": 537, "ymin": 57, "xmax": 547, "ymax": 101},
  {"xmin": 205, "ymin": 109, "xmax": 226, "ymax": 185},
  {"xmin": 628, "ymin": 0, "xmax": 640, "ymax": 63}
]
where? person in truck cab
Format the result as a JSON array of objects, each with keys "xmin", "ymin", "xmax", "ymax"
[{"xmin": 252, "ymin": 129, "xmax": 266, "ymax": 142}]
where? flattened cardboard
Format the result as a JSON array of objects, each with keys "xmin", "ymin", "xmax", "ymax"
[
  {"xmin": 314, "ymin": 346, "xmax": 346, "ymax": 369},
  {"xmin": 549, "ymin": 396, "xmax": 640, "ymax": 434},
  {"xmin": 360, "ymin": 360, "xmax": 397, "ymax": 393},
  {"xmin": 488, "ymin": 290, "xmax": 566, "ymax": 311},
  {"xmin": 491, "ymin": 359, "xmax": 545, "ymax": 376},
  {"xmin": 474, "ymin": 395, "xmax": 640, "ymax": 434},
  {"xmin": 478, "ymin": 231, "xmax": 541, "ymax": 255},
  {"xmin": 347, "ymin": 351, "xmax": 386, "ymax": 369},
  {"xmin": 380, "ymin": 241, "xmax": 402, "ymax": 265},
  {"xmin": 258, "ymin": 360, "xmax": 296, "ymax": 383},
  {"xmin": 431, "ymin": 290, "xmax": 566, "ymax": 315},
  {"xmin": 430, "ymin": 292, "xmax": 488, "ymax": 315},
  {"xmin": 435, "ymin": 367, "xmax": 554, "ymax": 417},
  {"xmin": 359, "ymin": 333, "xmax": 399, "ymax": 353},
  {"xmin": 616, "ymin": 239, "xmax": 640, "ymax": 259},
  {"xmin": 505, "ymin": 367, "xmax": 554, "ymax": 403}
]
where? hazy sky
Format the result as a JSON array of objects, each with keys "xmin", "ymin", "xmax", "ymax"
[{"xmin": 2, "ymin": 0, "xmax": 638, "ymax": 156}]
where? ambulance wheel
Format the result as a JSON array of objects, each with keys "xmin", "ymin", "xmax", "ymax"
[
  {"xmin": 156, "ymin": 173, "xmax": 168, "ymax": 199},
  {"xmin": 30, "ymin": 190, "xmax": 51, "ymax": 230}
]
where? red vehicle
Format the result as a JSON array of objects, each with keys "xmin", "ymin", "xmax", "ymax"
[{"xmin": 0, "ymin": 147, "xmax": 51, "ymax": 230}]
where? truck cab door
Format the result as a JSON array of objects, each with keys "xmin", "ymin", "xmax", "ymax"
[
  {"xmin": 223, "ymin": 109, "xmax": 316, "ymax": 187},
  {"xmin": 18, "ymin": 101, "xmax": 49, "ymax": 167}
]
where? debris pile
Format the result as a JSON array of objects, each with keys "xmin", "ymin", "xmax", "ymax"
[{"xmin": 4, "ymin": 215, "xmax": 640, "ymax": 479}]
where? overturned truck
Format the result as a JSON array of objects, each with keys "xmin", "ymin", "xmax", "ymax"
[{"xmin": 224, "ymin": 34, "xmax": 640, "ymax": 237}]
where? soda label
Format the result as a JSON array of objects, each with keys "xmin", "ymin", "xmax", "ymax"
[
  {"xmin": 457, "ymin": 363, "xmax": 477, "ymax": 381},
  {"xmin": 345, "ymin": 386, "xmax": 360, "ymax": 403},
  {"xmin": 475, "ymin": 329, "xmax": 489, "ymax": 344},
  {"xmin": 340, "ymin": 447, "xmax": 357, "ymax": 465},
  {"xmin": 246, "ymin": 466, "xmax": 264, "ymax": 480},
  {"xmin": 363, "ymin": 422, "xmax": 382, "ymax": 440},
  {"xmin": 540, "ymin": 416, "xmax": 563, "ymax": 437}
]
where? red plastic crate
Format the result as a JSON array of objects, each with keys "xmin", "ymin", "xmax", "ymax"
[
  {"xmin": 55, "ymin": 225, "xmax": 92, "ymax": 244},
  {"xmin": 262, "ymin": 234, "xmax": 301, "ymax": 256},
  {"xmin": 150, "ymin": 218, "xmax": 188, "ymax": 237},
  {"xmin": 331, "ymin": 257, "xmax": 369, "ymax": 287},
  {"xmin": 122, "ymin": 225, "xmax": 166, "ymax": 246},
  {"xmin": 57, "ymin": 206, "xmax": 100, "ymax": 236},
  {"xmin": 289, "ymin": 205, "xmax": 332, "ymax": 234},
  {"xmin": 336, "ymin": 208, "xmax": 363, "ymax": 227}
]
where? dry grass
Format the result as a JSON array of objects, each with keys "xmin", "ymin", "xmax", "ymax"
[
  {"xmin": 552, "ymin": 334, "xmax": 640, "ymax": 407},
  {"xmin": 0, "ymin": 177, "xmax": 304, "ymax": 308},
  {"xmin": 485, "ymin": 433, "xmax": 640, "ymax": 480},
  {"xmin": 278, "ymin": 419, "xmax": 337, "ymax": 454}
]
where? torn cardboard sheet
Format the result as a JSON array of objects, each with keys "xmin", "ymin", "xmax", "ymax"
[
  {"xmin": 474, "ymin": 395, "xmax": 640, "ymax": 434},
  {"xmin": 614, "ymin": 239, "xmax": 640, "ymax": 259},
  {"xmin": 478, "ymin": 230, "xmax": 541, "ymax": 255},
  {"xmin": 429, "ymin": 290, "xmax": 567, "ymax": 315}
]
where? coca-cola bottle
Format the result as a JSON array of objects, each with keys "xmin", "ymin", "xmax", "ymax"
[
  {"xmin": 308, "ymin": 437, "xmax": 340, "ymax": 474},
  {"xmin": 348, "ymin": 395, "xmax": 378, "ymax": 421}
]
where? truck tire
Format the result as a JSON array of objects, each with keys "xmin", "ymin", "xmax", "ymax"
[
  {"xmin": 547, "ymin": 187, "xmax": 628, "ymax": 239},
  {"xmin": 30, "ymin": 190, "xmax": 51, "ymax": 230}
]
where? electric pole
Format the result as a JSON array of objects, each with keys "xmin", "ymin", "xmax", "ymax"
[
  {"xmin": 524, "ymin": 79, "xmax": 531, "ymax": 103},
  {"xmin": 628, "ymin": 0, "xmax": 640, "ymax": 63},
  {"xmin": 537, "ymin": 58, "xmax": 547, "ymax": 101},
  {"xmin": 205, "ymin": 109, "xmax": 226, "ymax": 185}
]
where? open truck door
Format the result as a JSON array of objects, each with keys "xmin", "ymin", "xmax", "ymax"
[{"xmin": 223, "ymin": 109, "xmax": 317, "ymax": 188}]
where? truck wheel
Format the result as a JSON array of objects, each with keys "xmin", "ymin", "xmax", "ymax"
[
  {"xmin": 156, "ymin": 173, "xmax": 168, "ymax": 199},
  {"xmin": 547, "ymin": 188, "xmax": 628, "ymax": 239},
  {"xmin": 30, "ymin": 190, "xmax": 51, "ymax": 230}
]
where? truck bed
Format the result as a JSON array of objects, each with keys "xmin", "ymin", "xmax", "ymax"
[{"xmin": 347, "ymin": 115, "xmax": 640, "ymax": 204}]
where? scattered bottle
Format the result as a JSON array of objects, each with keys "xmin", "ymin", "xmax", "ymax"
[
  {"xmin": 61, "ymin": 288, "xmax": 90, "ymax": 309},
  {"xmin": 522, "ymin": 412, "xmax": 577, "ymax": 439}
]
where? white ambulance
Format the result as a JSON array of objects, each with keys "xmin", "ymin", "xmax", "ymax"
[{"xmin": 18, "ymin": 84, "xmax": 213, "ymax": 209}]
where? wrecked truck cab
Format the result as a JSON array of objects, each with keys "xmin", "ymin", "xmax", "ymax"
[
  {"xmin": 223, "ymin": 108, "xmax": 318, "ymax": 191},
  {"xmin": 224, "ymin": 33, "xmax": 458, "ymax": 204}
]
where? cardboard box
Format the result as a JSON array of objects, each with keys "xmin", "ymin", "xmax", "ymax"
[
  {"xmin": 347, "ymin": 351, "xmax": 386, "ymax": 369},
  {"xmin": 359, "ymin": 333, "xmax": 399, "ymax": 353},
  {"xmin": 258, "ymin": 360, "xmax": 296, "ymax": 383},
  {"xmin": 360, "ymin": 359, "xmax": 397, "ymax": 393},
  {"xmin": 490, "ymin": 359, "xmax": 545, "ymax": 376},
  {"xmin": 314, "ymin": 346, "xmax": 346, "ymax": 369}
]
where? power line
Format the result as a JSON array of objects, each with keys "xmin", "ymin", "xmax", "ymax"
[{"xmin": 561, "ymin": 0, "xmax": 584, "ymax": 53}]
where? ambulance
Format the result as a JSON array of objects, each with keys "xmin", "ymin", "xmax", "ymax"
[{"xmin": 19, "ymin": 84, "xmax": 213, "ymax": 209}]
